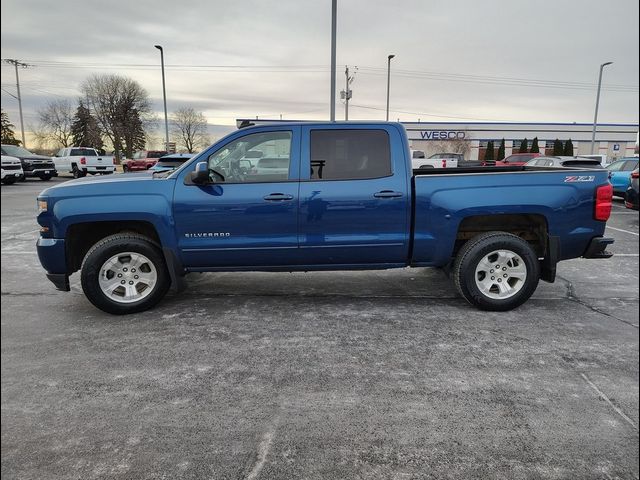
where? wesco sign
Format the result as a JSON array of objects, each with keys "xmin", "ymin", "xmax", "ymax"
[{"xmin": 419, "ymin": 130, "xmax": 466, "ymax": 140}]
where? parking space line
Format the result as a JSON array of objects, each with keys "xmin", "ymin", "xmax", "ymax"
[
  {"xmin": 613, "ymin": 254, "xmax": 639, "ymax": 257},
  {"xmin": 580, "ymin": 373, "xmax": 638, "ymax": 431},
  {"xmin": 606, "ymin": 226, "xmax": 639, "ymax": 236}
]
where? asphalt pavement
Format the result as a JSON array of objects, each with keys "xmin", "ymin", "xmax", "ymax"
[{"xmin": 1, "ymin": 176, "xmax": 638, "ymax": 480}]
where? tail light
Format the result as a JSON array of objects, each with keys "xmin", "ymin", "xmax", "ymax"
[
  {"xmin": 80, "ymin": 157, "xmax": 86, "ymax": 165},
  {"xmin": 442, "ymin": 159, "xmax": 447, "ymax": 168},
  {"xmin": 631, "ymin": 171, "xmax": 639, "ymax": 179},
  {"xmin": 112, "ymin": 157, "xmax": 116, "ymax": 165},
  {"xmin": 594, "ymin": 183, "xmax": 613, "ymax": 221}
]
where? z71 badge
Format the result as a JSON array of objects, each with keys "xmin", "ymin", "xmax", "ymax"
[{"xmin": 564, "ymin": 175, "xmax": 595, "ymax": 183}]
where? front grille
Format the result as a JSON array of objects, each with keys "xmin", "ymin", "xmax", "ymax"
[{"xmin": 2, "ymin": 164, "xmax": 21, "ymax": 170}]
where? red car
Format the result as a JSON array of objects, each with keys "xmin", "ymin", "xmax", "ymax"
[
  {"xmin": 122, "ymin": 150, "xmax": 167, "ymax": 172},
  {"xmin": 494, "ymin": 153, "xmax": 541, "ymax": 166}
]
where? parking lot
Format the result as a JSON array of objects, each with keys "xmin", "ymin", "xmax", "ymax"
[{"xmin": 1, "ymin": 177, "xmax": 638, "ymax": 479}]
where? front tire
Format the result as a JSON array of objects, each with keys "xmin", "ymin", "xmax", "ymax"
[
  {"xmin": 453, "ymin": 232, "xmax": 540, "ymax": 311},
  {"xmin": 2, "ymin": 177, "xmax": 17, "ymax": 185},
  {"xmin": 40, "ymin": 175, "xmax": 52, "ymax": 181},
  {"xmin": 81, "ymin": 233, "xmax": 171, "ymax": 315}
]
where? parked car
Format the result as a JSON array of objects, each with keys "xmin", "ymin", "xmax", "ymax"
[
  {"xmin": 525, "ymin": 156, "xmax": 605, "ymax": 169},
  {"xmin": 494, "ymin": 153, "xmax": 541, "ymax": 166},
  {"xmin": 410, "ymin": 150, "xmax": 459, "ymax": 169},
  {"xmin": 605, "ymin": 157, "xmax": 640, "ymax": 197},
  {"xmin": 625, "ymin": 169, "xmax": 639, "ymax": 210},
  {"xmin": 37, "ymin": 122, "xmax": 614, "ymax": 315},
  {"xmin": 150, "ymin": 153, "xmax": 195, "ymax": 173},
  {"xmin": 580, "ymin": 154, "xmax": 608, "ymax": 166},
  {"xmin": 53, "ymin": 146, "xmax": 116, "ymax": 178},
  {"xmin": 1, "ymin": 155, "xmax": 24, "ymax": 184},
  {"xmin": 0, "ymin": 144, "xmax": 57, "ymax": 181},
  {"xmin": 122, "ymin": 150, "xmax": 168, "ymax": 172}
]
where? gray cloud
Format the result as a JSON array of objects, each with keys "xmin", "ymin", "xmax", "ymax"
[{"xmin": 2, "ymin": 0, "xmax": 638, "ymax": 132}]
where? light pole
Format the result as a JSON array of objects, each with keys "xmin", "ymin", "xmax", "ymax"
[
  {"xmin": 590, "ymin": 61, "xmax": 613, "ymax": 154},
  {"xmin": 330, "ymin": 0, "xmax": 337, "ymax": 121},
  {"xmin": 154, "ymin": 45, "xmax": 170, "ymax": 151},
  {"xmin": 386, "ymin": 54, "xmax": 395, "ymax": 121}
]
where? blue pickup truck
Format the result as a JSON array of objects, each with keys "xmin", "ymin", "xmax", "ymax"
[{"xmin": 36, "ymin": 122, "xmax": 614, "ymax": 314}]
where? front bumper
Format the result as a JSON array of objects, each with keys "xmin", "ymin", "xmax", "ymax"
[
  {"xmin": 37, "ymin": 237, "xmax": 70, "ymax": 291},
  {"xmin": 582, "ymin": 236, "xmax": 614, "ymax": 259},
  {"xmin": 24, "ymin": 167, "xmax": 57, "ymax": 177}
]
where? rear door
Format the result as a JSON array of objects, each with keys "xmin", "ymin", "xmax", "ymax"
[
  {"xmin": 297, "ymin": 125, "xmax": 410, "ymax": 266},
  {"xmin": 173, "ymin": 126, "xmax": 301, "ymax": 268}
]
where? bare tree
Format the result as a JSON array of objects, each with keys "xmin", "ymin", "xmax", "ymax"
[
  {"xmin": 36, "ymin": 100, "xmax": 74, "ymax": 148},
  {"xmin": 172, "ymin": 107, "xmax": 210, "ymax": 153},
  {"xmin": 81, "ymin": 74, "xmax": 152, "ymax": 161}
]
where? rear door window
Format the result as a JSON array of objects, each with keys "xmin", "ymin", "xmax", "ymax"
[{"xmin": 310, "ymin": 129, "xmax": 391, "ymax": 180}]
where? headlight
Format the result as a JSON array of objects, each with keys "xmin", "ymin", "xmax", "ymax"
[{"xmin": 38, "ymin": 198, "xmax": 48, "ymax": 213}]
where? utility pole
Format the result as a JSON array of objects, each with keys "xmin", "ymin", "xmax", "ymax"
[
  {"xmin": 386, "ymin": 54, "xmax": 395, "ymax": 122},
  {"xmin": 330, "ymin": 0, "xmax": 337, "ymax": 121},
  {"xmin": 154, "ymin": 46, "xmax": 170, "ymax": 152},
  {"xmin": 4, "ymin": 59, "xmax": 30, "ymax": 148},
  {"xmin": 341, "ymin": 66, "xmax": 356, "ymax": 120}
]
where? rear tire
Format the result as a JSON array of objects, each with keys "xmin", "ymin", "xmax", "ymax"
[
  {"xmin": 452, "ymin": 232, "xmax": 540, "ymax": 311},
  {"xmin": 72, "ymin": 165, "xmax": 85, "ymax": 179},
  {"xmin": 81, "ymin": 233, "xmax": 171, "ymax": 315}
]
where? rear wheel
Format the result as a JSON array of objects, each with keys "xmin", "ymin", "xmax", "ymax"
[
  {"xmin": 81, "ymin": 233, "xmax": 170, "ymax": 315},
  {"xmin": 72, "ymin": 164, "xmax": 85, "ymax": 178},
  {"xmin": 453, "ymin": 232, "xmax": 540, "ymax": 311}
]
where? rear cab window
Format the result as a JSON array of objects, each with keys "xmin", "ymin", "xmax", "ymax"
[{"xmin": 70, "ymin": 148, "xmax": 97, "ymax": 156}]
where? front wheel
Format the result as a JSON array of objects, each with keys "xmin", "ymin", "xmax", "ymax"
[
  {"xmin": 2, "ymin": 177, "xmax": 17, "ymax": 185},
  {"xmin": 453, "ymin": 232, "xmax": 540, "ymax": 311},
  {"xmin": 81, "ymin": 233, "xmax": 171, "ymax": 314},
  {"xmin": 40, "ymin": 175, "xmax": 52, "ymax": 181}
]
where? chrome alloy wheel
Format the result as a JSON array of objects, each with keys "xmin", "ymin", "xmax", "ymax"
[
  {"xmin": 98, "ymin": 252, "xmax": 158, "ymax": 304},
  {"xmin": 474, "ymin": 249, "xmax": 527, "ymax": 300}
]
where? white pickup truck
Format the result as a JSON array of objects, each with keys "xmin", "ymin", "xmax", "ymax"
[
  {"xmin": 410, "ymin": 150, "xmax": 459, "ymax": 169},
  {"xmin": 1, "ymin": 155, "xmax": 24, "ymax": 184},
  {"xmin": 52, "ymin": 147, "xmax": 116, "ymax": 178}
]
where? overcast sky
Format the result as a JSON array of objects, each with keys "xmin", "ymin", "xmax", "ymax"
[{"xmin": 1, "ymin": 0, "xmax": 638, "ymax": 139}]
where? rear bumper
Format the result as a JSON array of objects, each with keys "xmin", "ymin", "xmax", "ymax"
[
  {"xmin": 582, "ymin": 236, "xmax": 614, "ymax": 259},
  {"xmin": 83, "ymin": 166, "xmax": 115, "ymax": 174}
]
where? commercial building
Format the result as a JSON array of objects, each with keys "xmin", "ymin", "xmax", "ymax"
[
  {"xmin": 404, "ymin": 121, "xmax": 638, "ymax": 162},
  {"xmin": 237, "ymin": 119, "xmax": 638, "ymax": 163}
]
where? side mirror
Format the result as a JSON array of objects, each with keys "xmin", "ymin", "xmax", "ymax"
[{"xmin": 192, "ymin": 161, "xmax": 211, "ymax": 184}]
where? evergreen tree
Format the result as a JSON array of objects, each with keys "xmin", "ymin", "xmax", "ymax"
[
  {"xmin": 553, "ymin": 139, "xmax": 564, "ymax": 156},
  {"xmin": 530, "ymin": 137, "xmax": 540, "ymax": 153},
  {"xmin": 496, "ymin": 138, "xmax": 506, "ymax": 160},
  {"xmin": 519, "ymin": 137, "xmax": 529, "ymax": 153},
  {"xmin": 563, "ymin": 138, "xmax": 574, "ymax": 156},
  {"xmin": 1, "ymin": 109, "xmax": 21, "ymax": 145},
  {"xmin": 70, "ymin": 101, "xmax": 103, "ymax": 149},
  {"xmin": 118, "ymin": 107, "xmax": 146, "ymax": 159},
  {"xmin": 484, "ymin": 140, "xmax": 495, "ymax": 161}
]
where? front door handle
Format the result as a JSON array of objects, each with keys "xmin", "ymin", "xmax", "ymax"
[
  {"xmin": 373, "ymin": 190, "xmax": 403, "ymax": 199},
  {"xmin": 263, "ymin": 193, "xmax": 294, "ymax": 201}
]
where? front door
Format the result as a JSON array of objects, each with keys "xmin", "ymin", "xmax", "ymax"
[{"xmin": 173, "ymin": 127, "xmax": 301, "ymax": 268}]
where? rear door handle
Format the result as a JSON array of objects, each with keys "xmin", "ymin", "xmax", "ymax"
[
  {"xmin": 373, "ymin": 190, "xmax": 403, "ymax": 198},
  {"xmin": 263, "ymin": 193, "xmax": 294, "ymax": 201}
]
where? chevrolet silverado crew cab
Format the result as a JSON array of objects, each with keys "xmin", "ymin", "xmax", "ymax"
[
  {"xmin": 36, "ymin": 122, "xmax": 614, "ymax": 315},
  {"xmin": 53, "ymin": 146, "xmax": 116, "ymax": 178}
]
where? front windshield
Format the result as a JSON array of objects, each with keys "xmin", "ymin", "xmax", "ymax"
[{"xmin": 2, "ymin": 145, "xmax": 33, "ymax": 156}]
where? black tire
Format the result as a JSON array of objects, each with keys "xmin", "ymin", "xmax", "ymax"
[
  {"xmin": 40, "ymin": 175, "xmax": 52, "ymax": 181},
  {"xmin": 122, "ymin": 165, "xmax": 129, "ymax": 173},
  {"xmin": 72, "ymin": 165, "xmax": 85, "ymax": 179},
  {"xmin": 2, "ymin": 177, "xmax": 17, "ymax": 185},
  {"xmin": 452, "ymin": 231, "xmax": 540, "ymax": 311},
  {"xmin": 80, "ymin": 233, "xmax": 171, "ymax": 315}
]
